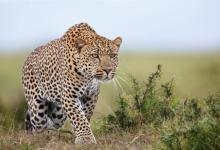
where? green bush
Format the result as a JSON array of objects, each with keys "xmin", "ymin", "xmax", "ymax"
[
  {"xmin": 102, "ymin": 65, "xmax": 176, "ymax": 131},
  {"xmin": 99, "ymin": 65, "xmax": 220, "ymax": 150},
  {"xmin": 106, "ymin": 96, "xmax": 135, "ymax": 130},
  {"xmin": 206, "ymin": 92, "xmax": 220, "ymax": 119},
  {"xmin": 159, "ymin": 97, "xmax": 220, "ymax": 150}
]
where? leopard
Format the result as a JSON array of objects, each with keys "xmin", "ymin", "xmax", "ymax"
[{"xmin": 22, "ymin": 22, "xmax": 122, "ymax": 144}]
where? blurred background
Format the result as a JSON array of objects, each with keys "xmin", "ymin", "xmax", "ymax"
[{"xmin": 0, "ymin": 0, "xmax": 220, "ymax": 117}]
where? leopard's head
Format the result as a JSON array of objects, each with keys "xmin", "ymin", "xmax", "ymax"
[{"xmin": 75, "ymin": 36, "xmax": 122, "ymax": 82}]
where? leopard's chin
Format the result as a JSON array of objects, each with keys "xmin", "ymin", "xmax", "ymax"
[
  {"xmin": 94, "ymin": 75, "xmax": 113, "ymax": 83},
  {"xmin": 99, "ymin": 78, "xmax": 113, "ymax": 83}
]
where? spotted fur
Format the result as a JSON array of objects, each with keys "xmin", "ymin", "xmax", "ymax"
[{"xmin": 22, "ymin": 22, "xmax": 122, "ymax": 144}]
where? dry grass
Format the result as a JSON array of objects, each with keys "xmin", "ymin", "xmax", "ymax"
[{"xmin": 0, "ymin": 130, "xmax": 151, "ymax": 150}]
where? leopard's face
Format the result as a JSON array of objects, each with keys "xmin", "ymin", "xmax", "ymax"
[{"xmin": 75, "ymin": 36, "xmax": 122, "ymax": 82}]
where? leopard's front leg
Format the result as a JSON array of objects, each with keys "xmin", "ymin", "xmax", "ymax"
[
  {"xmin": 61, "ymin": 89, "xmax": 96, "ymax": 144},
  {"xmin": 81, "ymin": 93, "xmax": 99, "ymax": 122}
]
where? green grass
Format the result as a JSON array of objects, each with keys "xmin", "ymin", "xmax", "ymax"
[{"xmin": 0, "ymin": 52, "xmax": 220, "ymax": 115}]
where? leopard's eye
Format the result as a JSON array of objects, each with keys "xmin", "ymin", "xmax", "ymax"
[
  {"xmin": 91, "ymin": 54, "xmax": 99, "ymax": 58},
  {"xmin": 109, "ymin": 54, "xmax": 117, "ymax": 58}
]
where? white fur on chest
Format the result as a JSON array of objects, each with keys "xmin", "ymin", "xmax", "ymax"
[{"xmin": 85, "ymin": 78, "xmax": 100, "ymax": 96}]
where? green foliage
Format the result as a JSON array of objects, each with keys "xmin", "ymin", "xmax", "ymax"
[
  {"xmin": 99, "ymin": 65, "xmax": 220, "ymax": 150},
  {"xmin": 102, "ymin": 65, "xmax": 175, "ymax": 130},
  {"xmin": 107, "ymin": 96, "xmax": 135, "ymax": 129},
  {"xmin": 205, "ymin": 92, "xmax": 220, "ymax": 118},
  {"xmin": 159, "ymin": 98, "xmax": 220, "ymax": 150}
]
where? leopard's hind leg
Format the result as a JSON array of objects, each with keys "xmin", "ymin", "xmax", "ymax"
[{"xmin": 47, "ymin": 101, "xmax": 67, "ymax": 129}]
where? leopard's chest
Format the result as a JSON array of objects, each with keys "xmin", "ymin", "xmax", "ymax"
[{"xmin": 84, "ymin": 79, "xmax": 100, "ymax": 97}]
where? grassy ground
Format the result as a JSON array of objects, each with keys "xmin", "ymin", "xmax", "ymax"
[
  {"xmin": 0, "ymin": 130, "xmax": 151, "ymax": 150},
  {"xmin": 0, "ymin": 52, "xmax": 220, "ymax": 149}
]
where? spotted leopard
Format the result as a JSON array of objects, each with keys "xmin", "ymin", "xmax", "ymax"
[{"xmin": 22, "ymin": 22, "xmax": 122, "ymax": 144}]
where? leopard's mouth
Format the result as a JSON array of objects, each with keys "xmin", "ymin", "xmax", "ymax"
[
  {"xmin": 94, "ymin": 75, "xmax": 110, "ymax": 81},
  {"xmin": 94, "ymin": 72, "xmax": 114, "ymax": 82}
]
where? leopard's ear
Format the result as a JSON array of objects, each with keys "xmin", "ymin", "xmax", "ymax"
[
  {"xmin": 113, "ymin": 37, "xmax": 122, "ymax": 47},
  {"xmin": 75, "ymin": 39, "xmax": 86, "ymax": 53}
]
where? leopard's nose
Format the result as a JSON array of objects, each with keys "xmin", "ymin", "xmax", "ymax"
[{"xmin": 103, "ymin": 68, "xmax": 112, "ymax": 75}]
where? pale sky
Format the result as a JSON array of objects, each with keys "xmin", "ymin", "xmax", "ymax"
[{"xmin": 0, "ymin": 0, "xmax": 220, "ymax": 52}]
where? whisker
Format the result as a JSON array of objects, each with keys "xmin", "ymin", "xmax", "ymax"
[
  {"xmin": 115, "ymin": 77, "xmax": 125, "ymax": 93},
  {"xmin": 116, "ymin": 75, "xmax": 131, "ymax": 88},
  {"xmin": 116, "ymin": 71, "xmax": 129, "ymax": 77},
  {"xmin": 113, "ymin": 78, "xmax": 122, "ymax": 96}
]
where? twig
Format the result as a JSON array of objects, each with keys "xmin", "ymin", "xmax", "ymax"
[{"xmin": 129, "ymin": 134, "xmax": 145, "ymax": 144}]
